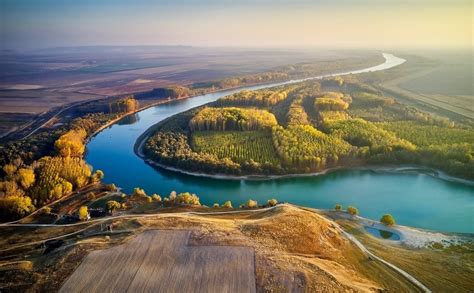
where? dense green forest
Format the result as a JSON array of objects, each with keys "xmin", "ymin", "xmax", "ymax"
[{"xmin": 143, "ymin": 78, "xmax": 474, "ymax": 179}]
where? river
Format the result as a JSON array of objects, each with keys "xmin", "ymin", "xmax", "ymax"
[{"xmin": 85, "ymin": 53, "xmax": 473, "ymax": 234}]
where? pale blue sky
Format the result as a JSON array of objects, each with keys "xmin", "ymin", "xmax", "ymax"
[{"xmin": 1, "ymin": 0, "xmax": 472, "ymax": 50}]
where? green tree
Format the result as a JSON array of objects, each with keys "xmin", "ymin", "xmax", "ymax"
[{"xmin": 335, "ymin": 204, "xmax": 342, "ymax": 211}]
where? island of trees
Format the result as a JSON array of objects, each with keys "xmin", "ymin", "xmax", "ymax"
[{"xmin": 142, "ymin": 78, "xmax": 473, "ymax": 179}]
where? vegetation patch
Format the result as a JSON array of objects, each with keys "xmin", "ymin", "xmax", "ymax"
[
  {"xmin": 192, "ymin": 131, "xmax": 279, "ymax": 165},
  {"xmin": 189, "ymin": 107, "xmax": 278, "ymax": 131}
]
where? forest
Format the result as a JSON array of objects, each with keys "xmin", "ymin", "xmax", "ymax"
[
  {"xmin": 0, "ymin": 97, "xmax": 140, "ymax": 220},
  {"xmin": 143, "ymin": 78, "xmax": 474, "ymax": 179},
  {"xmin": 188, "ymin": 107, "xmax": 278, "ymax": 131}
]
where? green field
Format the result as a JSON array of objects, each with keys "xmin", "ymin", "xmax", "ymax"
[
  {"xmin": 191, "ymin": 131, "xmax": 279, "ymax": 164},
  {"xmin": 378, "ymin": 121, "xmax": 474, "ymax": 147}
]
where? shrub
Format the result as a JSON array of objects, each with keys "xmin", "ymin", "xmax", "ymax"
[
  {"xmin": 222, "ymin": 201, "xmax": 233, "ymax": 208},
  {"xmin": 347, "ymin": 206, "xmax": 359, "ymax": 216},
  {"xmin": 152, "ymin": 194, "xmax": 162, "ymax": 202},
  {"xmin": 105, "ymin": 184, "xmax": 116, "ymax": 191},
  {"xmin": 213, "ymin": 203, "xmax": 219, "ymax": 208},
  {"xmin": 41, "ymin": 206, "xmax": 52, "ymax": 215},
  {"xmin": 86, "ymin": 192, "xmax": 96, "ymax": 200},
  {"xmin": 380, "ymin": 214, "xmax": 396, "ymax": 226},
  {"xmin": 169, "ymin": 191, "xmax": 177, "ymax": 202},
  {"xmin": 132, "ymin": 187, "xmax": 147, "ymax": 198},
  {"xmin": 92, "ymin": 170, "xmax": 104, "ymax": 182},
  {"xmin": 246, "ymin": 199, "xmax": 258, "ymax": 208},
  {"xmin": 146, "ymin": 196, "xmax": 152, "ymax": 203},
  {"xmin": 239, "ymin": 204, "xmax": 244, "ymax": 209},
  {"xmin": 267, "ymin": 198, "xmax": 278, "ymax": 207},
  {"xmin": 175, "ymin": 192, "xmax": 200, "ymax": 205},
  {"xmin": 335, "ymin": 204, "xmax": 342, "ymax": 211},
  {"xmin": 78, "ymin": 206, "xmax": 88, "ymax": 220},
  {"xmin": 106, "ymin": 200, "xmax": 121, "ymax": 213}
]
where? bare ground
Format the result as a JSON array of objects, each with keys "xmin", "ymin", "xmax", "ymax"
[{"xmin": 60, "ymin": 230, "xmax": 256, "ymax": 293}]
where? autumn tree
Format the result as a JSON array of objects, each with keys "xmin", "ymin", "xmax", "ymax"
[
  {"xmin": 54, "ymin": 129, "xmax": 87, "ymax": 157},
  {"xmin": 246, "ymin": 199, "xmax": 258, "ymax": 208},
  {"xmin": 106, "ymin": 200, "xmax": 121, "ymax": 213},
  {"xmin": 17, "ymin": 168, "xmax": 35, "ymax": 189},
  {"xmin": 380, "ymin": 214, "xmax": 396, "ymax": 226},
  {"xmin": 92, "ymin": 170, "xmax": 104, "ymax": 182},
  {"xmin": 222, "ymin": 201, "xmax": 233, "ymax": 208},
  {"xmin": 0, "ymin": 195, "xmax": 35, "ymax": 220},
  {"xmin": 0, "ymin": 180, "xmax": 24, "ymax": 197},
  {"xmin": 267, "ymin": 198, "xmax": 278, "ymax": 206},
  {"xmin": 132, "ymin": 187, "xmax": 147, "ymax": 198},
  {"xmin": 78, "ymin": 206, "xmax": 89, "ymax": 220},
  {"xmin": 347, "ymin": 206, "xmax": 359, "ymax": 216},
  {"xmin": 3, "ymin": 164, "xmax": 17, "ymax": 178}
]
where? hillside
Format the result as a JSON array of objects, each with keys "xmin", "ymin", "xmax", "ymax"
[{"xmin": 0, "ymin": 204, "xmax": 429, "ymax": 292}]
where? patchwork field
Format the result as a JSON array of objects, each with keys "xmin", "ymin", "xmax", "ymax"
[
  {"xmin": 60, "ymin": 230, "xmax": 256, "ymax": 293},
  {"xmin": 191, "ymin": 131, "xmax": 279, "ymax": 164}
]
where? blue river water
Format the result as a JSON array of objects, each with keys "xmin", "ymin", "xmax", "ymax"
[{"xmin": 85, "ymin": 54, "xmax": 473, "ymax": 233}]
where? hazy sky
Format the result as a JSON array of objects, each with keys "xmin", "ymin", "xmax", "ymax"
[{"xmin": 1, "ymin": 0, "xmax": 472, "ymax": 50}]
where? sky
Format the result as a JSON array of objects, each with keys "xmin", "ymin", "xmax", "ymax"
[{"xmin": 1, "ymin": 0, "xmax": 472, "ymax": 50}]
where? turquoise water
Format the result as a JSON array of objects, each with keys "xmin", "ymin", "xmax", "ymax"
[
  {"xmin": 365, "ymin": 227, "xmax": 401, "ymax": 240},
  {"xmin": 85, "ymin": 54, "xmax": 473, "ymax": 234}
]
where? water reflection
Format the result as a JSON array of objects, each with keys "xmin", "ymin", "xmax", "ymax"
[{"xmin": 117, "ymin": 113, "xmax": 139, "ymax": 125}]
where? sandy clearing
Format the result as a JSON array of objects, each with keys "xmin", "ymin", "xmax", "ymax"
[{"xmin": 60, "ymin": 230, "xmax": 256, "ymax": 293}]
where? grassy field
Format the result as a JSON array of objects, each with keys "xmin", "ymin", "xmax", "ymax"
[
  {"xmin": 191, "ymin": 131, "xmax": 279, "ymax": 164},
  {"xmin": 370, "ymin": 55, "xmax": 473, "ymax": 120}
]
